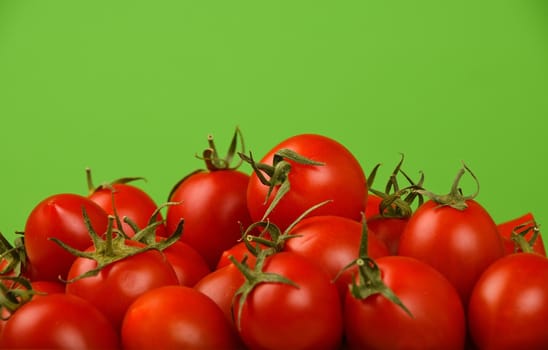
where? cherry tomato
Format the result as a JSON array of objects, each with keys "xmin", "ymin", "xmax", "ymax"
[
  {"xmin": 468, "ymin": 252, "xmax": 548, "ymax": 349},
  {"xmin": 344, "ymin": 256, "xmax": 466, "ymax": 350},
  {"xmin": 65, "ymin": 240, "xmax": 179, "ymax": 331},
  {"xmin": 121, "ymin": 285, "xmax": 242, "ymax": 349},
  {"xmin": 398, "ymin": 166, "xmax": 504, "ymax": 305},
  {"xmin": 245, "ymin": 133, "xmax": 367, "ymax": 232},
  {"xmin": 23, "ymin": 193, "xmax": 109, "ymax": 282},
  {"xmin": 0, "ymin": 293, "xmax": 120, "ymax": 349},
  {"xmin": 235, "ymin": 251, "xmax": 343, "ymax": 349},
  {"xmin": 166, "ymin": 129, "xmax": 253, "ymax": 270}
]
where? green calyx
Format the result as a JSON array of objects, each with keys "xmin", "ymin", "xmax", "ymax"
[
  {"xmin": 239, "ymin": 148, "xmax": 325, "ymax": 221},
  {"xmin": 510, "ymin": 220, "xmax": 541, "ymax": 254},
  {"xmin": 86, "ymin": 167, "xmax": 146, "ymax": 196},
  {"xmin": 228, "ymin": 200, "xmax": 331, "ymax": 330},
  {"xmin": 0, "ymin": 233, "xmax": 28, "ymax": 278},
  {"xmin": 229, "ymin": 249, "xmax": 300, "ymax": 331},
  {"xmin": 50, "ymin": 207, "xmax": 183, "ymax": 283},
  {"xmin": 336, "ymin": 215, "xmax": 413, "ymax": 318},
  {"xmin": 167, "ymin": 126, "xmax": 245, "ymax": 201},
  {"xmin": 367, "ymin": 154, "xmax": 424, "ymax": 219},
  {"xmin": 240, "ymin": 200, "xmax": 332, "ymax": 255},
  {"xmin": 196, "ymin": 126, "xmax": 246, "ymax": 171},
  {"xmin": 417, "ymin": 162, "xmax": 479, "ymax": 210},
  {"xmin": 0, "ymin": 276, "xmax": 37, "ymax": 318}
]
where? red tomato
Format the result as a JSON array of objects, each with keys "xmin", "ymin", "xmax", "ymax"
[
  {"xmin": 468, "ymin": 252, "xmax": 548, "ymax": 349},
  {"xmin": 122, "ymin": 285, "xmax": 242, "ymax": 349},
  {"xmin": 65, "ymin": 240, "xmax": 179, "ymax": 331},
  {"xmin": 344, "ymin": 256, "xmax": 466, "ymax": 350},
  {"xmin": 87, "ymin": 171, "xmax": 167, "ymax": 237},
  {"xmin": 166, "ymin": 169, "xmax": 252, "ymax": 269},
  {"xmin": 245, "ymin": 133, "xmax": 367, "ymax": 231},
  {"xmin": 497, "ymin": 212, "xmax": 546, "ymax": 256},
  {"xmin": 158, "ymin": 238, "xmax": 211, "ymax": 287},
  {"xmin": 24, "ymin": 193, "xmax": 109, "ymax": 282},
  {"xmin": 282, "ymin": 215, "xmax": 389, "ymax": 299},
  {"xmin": 398, "ymin": 198, "xmax": 504, "ymax": 305},
  {"xmin": 0, "ymin": 293, "xmax": 120, "ymax": 349},
  {"xmin": 194, "ymin": 262, "xmax": 246, "ymax": 328},
  {"xmin": 235, "ymin": 251, "xmax": 343, "ymax": 349}
]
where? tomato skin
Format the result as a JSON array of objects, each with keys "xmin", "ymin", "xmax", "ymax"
[
  {"xmin": 282, "ymin": 215, "xmax": 389, "ymax": 299},
  {"xmin": 122, "ymin": 285, "xmax": 242, "ymax": 350},
  {"xmin": 166, "ymin": 169, "xmax": 252, "ymax": 270},
  {"xmin": 194, "ymin": 262, "xmax": 246, "ymax": 328},
  {"xmin": 398, "ymin": 199, "xmax": 505, "ymax": 305},
  {"xmin": 367, "ymin": 216, "xmax": 408, "ymax": 255},
  {"xmin": 89, "ymin": 183, "xmax": 167, "ymax": 237},
  {"xmin": 237, "ymin": 251, "xmax": 343, "ymax": 350},
  {"xmin": 158, "ymin": 238, "xmax": 211, "ymax": 287},
  {"xmin": 65, "ymin": 241, "xmax": 179, "ymax": 331},
  {"xmin": 468, "ymin": 253, "xmax": 548, "ymax": 350},
  {"xmin": 30, "ymin": 280, "xmax": 66, "ymax": 296},
  {"xmin": 497, "ymin": 212, "xmax": 546, "ymax": 256},
  {"xmin": 0, "ymin": 293, "xmax": 120, "ymax": 349},
  {"xmin": 344, "ymin": 256, "xmax": 466, "ymax": 350},
  {"xmin": 246, "ymin": 134, "xmax": 367, "ymax": 231},
  {"xmin": 364, "ymin": 193, "xmax": 383, "ymax": 219},
  {"xmin": 24, "ymin": 193, "xmax": 109, "ymax": 282}
]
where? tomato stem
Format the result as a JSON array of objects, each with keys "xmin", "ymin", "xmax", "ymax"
[
  {"xmin": 196, "ymin": 126, "xmax": 246, "ymax": 171},
  {"xmin": 367, "ymin": 154, "xmax": 424, "ymax": 219},
  {"xmin": 239, "ymin": 148, "xmax": 324, "ymax": 221},
  {"xmin": 417, "ymin": 162, "xmax": 480, "ymax": 210},
  {"xmin": 229, "ymin": 249, "xmax": 299, "ymax": 331},
  {"xmin": 510, "ymin": 220, "xmax": 541, "ymax": 254},
  {"xmin": 50, "ymin": 208, "xmax": 182, "ymax": 284},
  {"xmin": 336, "ymin": 215, "xmax": 413, "ymax": 318}
]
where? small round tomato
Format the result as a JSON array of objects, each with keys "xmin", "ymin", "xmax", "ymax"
[
  {"xmin": 65, "ymin": 240, "xmax": 179, "ymax": 331},
  {"xmin": 24, "ymin": 193, "xmax": 109, "ymax": 282},
  {"xmin": 398, "ymin": 166, "xmax": 504, "ymax": 305},
  {"xmin": 244, "ymin": 133, "xmax": 367, "ymax": 232},
  {"xmin": 166, "ymin": 129, "xmax": 253, "ymax": 270},
  {"xmin": 122, "ymin": 285, "xmax": 242, "ymax": 349},
  {"xmin": 235, "ymin": 251, "xmax": 343, "ymax": 349},
  {"xmin": 344, "ymin": 256, "xmax": 466, "ymax": 350},
  {"xmin": 0, "ymin": 293, "xmax": 120, "ymax": 349},
  {"xmin": 468, "ymin": 252, "xmax": 548, "ymax": 349}
]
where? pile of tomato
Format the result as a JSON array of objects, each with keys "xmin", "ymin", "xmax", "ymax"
[{"xmin": 1, "ymin": 128, "xmax": 547, "ymax": 349}]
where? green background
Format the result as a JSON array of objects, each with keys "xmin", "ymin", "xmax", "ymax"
[{"xmin": 1, "ymin": 1, "xmax": 547, "ymax": 245}]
